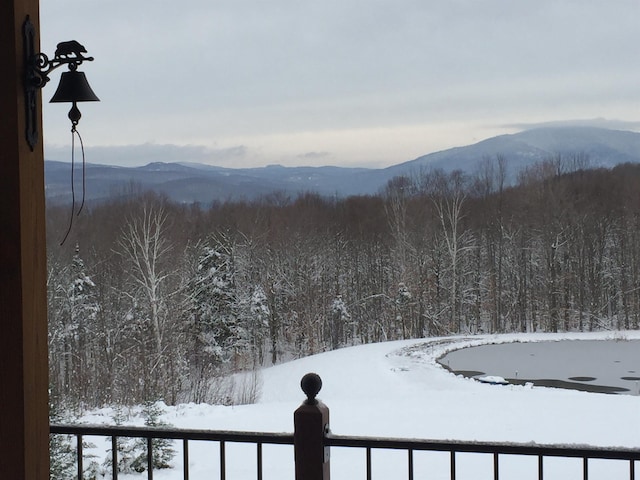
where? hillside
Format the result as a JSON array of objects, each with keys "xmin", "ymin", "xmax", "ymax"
[
  {"xmin": 45, "ymin": 126, "xmax": 640, "ymax": 205},
  {"xmin": 389, "ymin": 126, "xmax": 640, "ymax": 180}
]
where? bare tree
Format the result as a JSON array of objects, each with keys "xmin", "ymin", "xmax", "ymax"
[
  {"xmin": 429, "ymin": 170, "xmax": 471, "ymax": 332},
  {"xmin": 117, "ymin": 205, "xmax": 179, "ymax": 399}
]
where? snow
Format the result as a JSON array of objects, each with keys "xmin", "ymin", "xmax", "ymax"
[
  {"xmin": 76, "ymin": 331, "xmax": 640, "ymax": 479},
  {"xmin": 476, "ymin": 375, "xmax": 509, "ymax": 385}
]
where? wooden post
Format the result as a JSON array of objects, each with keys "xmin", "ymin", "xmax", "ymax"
[
  {"xmin": 294, "ymin": 373, "xmax": 330, "ymax": 480},
  {"xmin": 0, "ymin": 1, "xmax": 50, "ymax": 480}
]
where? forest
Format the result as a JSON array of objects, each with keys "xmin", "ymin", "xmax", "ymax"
[{"xmin": 46, "ymin": 155, "xmax": 640, "ymax": 409}]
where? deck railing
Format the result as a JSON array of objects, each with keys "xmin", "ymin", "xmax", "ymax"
[
  {"xmin": 49, "ymin": 423, "xmax": 293, "ymax": 480},
  {"xmin": 50, "ymin": 373, "xmax": 640, "ymax": 480}
]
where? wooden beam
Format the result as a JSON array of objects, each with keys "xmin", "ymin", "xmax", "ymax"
[{"xmin": 0, "ymin": 1, "xmax": 50, "ymax": 479}]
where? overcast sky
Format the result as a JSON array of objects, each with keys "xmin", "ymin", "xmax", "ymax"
[{"xmin": 40, "ymin": 1, "xmax": 640, "ymax": 168}]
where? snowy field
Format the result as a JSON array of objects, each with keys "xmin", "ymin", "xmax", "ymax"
[{"xmin": 79, "ymin": 331, "xmax": 640, "ymax": 479}]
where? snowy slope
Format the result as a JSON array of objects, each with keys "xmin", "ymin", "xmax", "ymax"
[{"xmin": 79, "ymin": 332, "xmax": 640, "ymax": 479}]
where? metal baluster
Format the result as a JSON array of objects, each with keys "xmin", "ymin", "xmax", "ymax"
[
  {"xmin": 450, "ymin": 451, "xmax": 456, "ymax": 480},
  {"xmin": 257, "ymin": 442, "xmax": 263, "ymax": 480},
  {"xmin": 538, "ymin": 455, "xmax": 543, "ymax": 480},
  {"xmin": 112, "ymin": 436, "xmax": 118, "ymax": 480},
  {"xmin": 408, "ymin": 448, "xmax": 414, "ymax": 480},
  {"xmin": 494, "ymin": 452, "xmax": 499, "ymax": 480},
  {"xmin": 220, "ymin": 441, "xmax": 226, "ymax": 480},
  {"xmin": 183, "ymin": 439, "xmax": 189, "ymax": 480},
  {"xmin": 583, "ymin": 457, "xmax": 588, "ymax": 480},
  {"xmin": 77, "ymin": 434, "xmax": 84, "ymax": 480},
  {"xmin": 147, "ymin": 437, "xmax": 153, "ymax": 480},
  {"xmin": 631, "ymin": 459, "xmax": 635, "ymax": 480},
  {"xmin": 366, "ymin": 447, "xmax": 372, "ymax": 480}
]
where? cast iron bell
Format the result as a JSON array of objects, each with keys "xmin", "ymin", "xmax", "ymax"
[
  {"xmin": 50, "ymin": 69, "xmax": 99, "ymax": 125},
  {"xmin": 50, "ymin": 70, "xmax": 99, "ymax": 103}
]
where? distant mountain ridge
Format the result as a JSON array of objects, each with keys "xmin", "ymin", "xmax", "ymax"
[
  {"xmin": 392, "ymin": 126, "xmax": 640, "ymax": 177},
  {"xmin": 45, "ymin": 126, "xmax": 640, "ymax": 205}
]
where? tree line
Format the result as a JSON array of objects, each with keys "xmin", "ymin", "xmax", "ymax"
[{"xmin": 46, "ymin": 156, "xmax": 640, "ymax": 409}]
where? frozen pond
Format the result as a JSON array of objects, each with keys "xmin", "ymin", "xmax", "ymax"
[{"xmin": 438, "ymin": 339, "xmax": 640, "ymax": 395}]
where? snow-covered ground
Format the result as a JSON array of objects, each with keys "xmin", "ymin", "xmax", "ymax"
[{"xmin": 79, "ymin": 331, "xmax": 640, "ymax": 479}]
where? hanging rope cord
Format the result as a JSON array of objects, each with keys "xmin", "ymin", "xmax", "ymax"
[{"xmin": 60, "ymin": 122, "xmax": 87, "ymax": 245}]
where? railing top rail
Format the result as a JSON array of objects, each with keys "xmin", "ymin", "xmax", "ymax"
[
  {"xmin": 326, "ymin": 433, "xmax": 640, "ymax": 460},
  {"xmin": 50, "ymin": 423, "xmax": 294, "ymax": 445},
  {"xmin": 50, "ymin": 423, "xmax": 640, "ymax": 461}
]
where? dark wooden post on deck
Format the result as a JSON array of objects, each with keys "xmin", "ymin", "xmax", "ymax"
[
  {"xmin": 294, "ymin": 373, "xmax": 330, "ymax": 480},
  {"xmin": 0, "ymin": 1, "xmax": 51, "ymax": 479}
]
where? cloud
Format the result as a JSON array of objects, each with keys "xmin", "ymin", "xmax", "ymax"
[
  {"xmin": 44, "ymin": 143, "xmax": 248, "ymax": 167},
  {"xmin": 297, "ymin": 151, "xmax": 331, "ymax": 160},
  {"xmin": 502, "ymin": 118, "xmax": 640, "ymax": 132}
]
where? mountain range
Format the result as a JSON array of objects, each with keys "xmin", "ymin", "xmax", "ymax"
[{"xmin": 45, "ymin": 126, "xmax": 640, "ymax": 206}]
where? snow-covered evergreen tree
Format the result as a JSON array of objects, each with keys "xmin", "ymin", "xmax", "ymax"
[
  {"xmin": 130, "ymin": 401, "xmax": 176, "ymax": 472},
  {"xmin": 49, "ymin": 397, "xmax": 75, "ymax": 480},
  {"xmin": 103, "ymin": 406, "xmax": 142, "ymax": 474},
  {"xmin": 188, "ymin": 243, "xmax": 238, "ymax": 360},
  {"xmin": 102, "ymin": 403, "xmax": 175, "ymax": 475},
  {"xmin": 247, "ymin": 285, "xmax": 270, "ymax": 364},
  {"xmin": 330, "ymin": 295, "xmax": 351, "ymax": 348},
  {"xmin": 184, "ymin": 236, "xmax": 249, "ymax": 399},
  {"xmin": 395, "ymin": 282, "xmax": 413, "ymax": 339},
  {"xmin": 50, "ymin": 245, "xmax": 99, "ymax": 409}
]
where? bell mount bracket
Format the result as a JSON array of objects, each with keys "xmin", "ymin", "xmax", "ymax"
[{"xmin": 23, "ymin": 15, "xmax": 94, "ymax": 150}]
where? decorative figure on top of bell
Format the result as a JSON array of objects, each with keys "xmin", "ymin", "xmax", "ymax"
[{"xmin": 49, "ymin": 43, "xmax": 99, "ymax": 128}]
